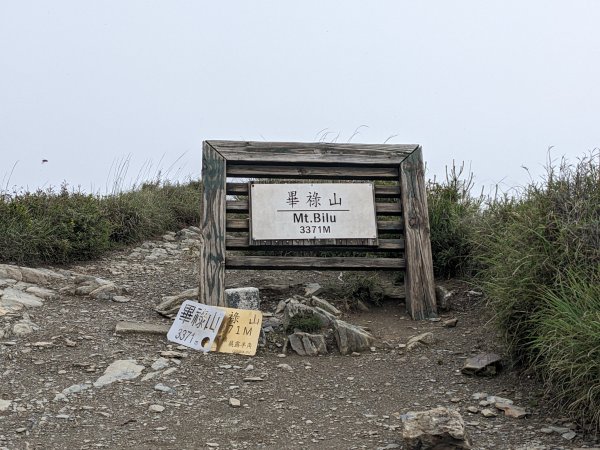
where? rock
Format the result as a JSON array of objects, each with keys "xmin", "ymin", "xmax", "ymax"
[
  {"xmin": 461, "ymin": 353, "xmax": 503, "ymax": 376},
  {"xmin": 19, "ymin": 266, "xmax": 65, "ymax": 285},
  {"xmin": 0, "ymin": 264, "xmax": 24, "ymax": 281},
  {"xmin": 229, "ymin": 397, "xmax": 241, "ymax": 408},
  {"xmin": 406, "ymin": 332, "xmax": 436, "ymax": 351},
  {"xmin": 115, "ymin": 321, "xmax": 170, "ymax": 335},
  {"xmin": 243, "ymin": 377, "xmax": 264, "ymax": 382},
  {"xmin": 151, "ymin": 358, "xmax": 171, "ymax": 371},
  {"xmin": 155, "ymin": 288, "xmax": 199, "ymax": 317},
  {"xmin": 24, "ymin": 286, "xmax": 57, "ymax": 300},
  {"xmin": 112, "ymin": 296, "xmax": 130, "ymax": 303},
  {"xmin": 154, "ymin": 383, "xmax": 174, "ymax": 393},
  {"xmin": 333, "ymin": 319, "xmax": 375, "ymax": 355},
  {"xmin": 149, "ymin": 404, "xmax": 165, "ymax": 413},
  {"xmin": 562, "ymin": 431, "xmax": 577, "ymax": 440},
  {"xmin": 0, "ymin": 288, "xmax": 44, "ymax": 308},
  {"xmin": 401, "ymin": 407, "xmax": 471, "ymax": 449},
  {"xmin": 481, "ymin": 408, "xmax": 497, "ymax": 418},
  {"xmin": 89, "ymin": 283, "xmax": 120, "ymax": 301},
  {"xmin": 61, "ymin": 383, "xmax": 92, "ymax": 397},
  {"xmin": 304, "ymin": 283, "xmax": 323, "ymax": 297},
  {"xmin": 12, "ymin": 319, "xmax": 39, "ymax": 336},
  {"xmin": 160, "ymin": 350, "xmax": 186, "ymax": 358},
  {"xmin": 288, "ymin": 332, "xmax": 328, "ymax": 356},
  {"xmin": 466, "ymin": 406, "xmax": 479, "ymax": 414},
  {"xmin": 93, "ymin": 360, "xmax": 145, "ymax": 388},
  {"xmin": 435, "ymin": 285, "xmax": 453, "ymax": 311},
  {"xmin": 283, "ymin": 300, "xmax": 333, "ymax": 329},
  {"xmin": 443, "ymin": 318, "xmax": 458, "ymax": 328},
  {"xmin": 310, "ymin": 296, "xmax": 341, "ymax": 316},
  {"xmin": 0, "ymin": 399, "xmax": 11, "ymax": 412},
  {"xmin": 495, "ymin": 403, "xmax": 529, "ymax": 418},
  {"xmin": 226, "ymin": 287, "xmax": 260, "ymax": 310},
  {"xmin": 487, "ymin": 395, "xmax": 512, "ymax": 405},
  {"xmin": 277, "ymin": 363, "xmax": 293, "ymax": 372},
  {"xmin": 354, "ymin": 299, "xmax": 370, "ymax": 312}
]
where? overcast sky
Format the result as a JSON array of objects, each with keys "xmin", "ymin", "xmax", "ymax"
[{"xmin": 1, "ymin": 1, "xmax": 599, "ymax": 196}]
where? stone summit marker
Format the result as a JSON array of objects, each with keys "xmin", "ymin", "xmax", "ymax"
[{"xmin": 250, "ymin": 183, "xmax": 378, "ymax": 242}]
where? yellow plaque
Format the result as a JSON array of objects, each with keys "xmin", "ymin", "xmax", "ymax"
[{"xmin": 211, "ymin": 308, "xmax": 263, "ymax": 356}]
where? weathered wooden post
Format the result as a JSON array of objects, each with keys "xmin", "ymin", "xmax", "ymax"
[
  {"xmin": 400, "ymin": 146, "xmax": 437, "ymax": 319},
  {"xmin": 199, "ymin": 142, "xmax": 226, "ymax": 306}
]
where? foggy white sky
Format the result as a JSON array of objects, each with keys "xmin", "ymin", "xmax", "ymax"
[{"xmin": 1, "ymin": 1, "xmax": 599, "ymax": 195}]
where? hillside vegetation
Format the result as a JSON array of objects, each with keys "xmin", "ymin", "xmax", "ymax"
[{"xmin": 1, "ymin": 151, "xmax": 598, "ymax": 430}]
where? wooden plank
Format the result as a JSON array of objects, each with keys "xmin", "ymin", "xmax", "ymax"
[
  {"xmin": 226, "ymin": 182, "xmax": 400, "ymax": 198},
  {"xmin": 226, "ymin": 236, "xmax": 404, "ymax": 251},
  {"xmin": 227, "ymin": 200, "xmax": 401, "ymax": 215},
  {"xmin": 226, "ymin": 218, "xmax": 403, "ymax": 232},
  {"xmin": 226, "ymin": 164, "xmax": 399, "ymax": 180},
  {"xmin": 377, "ymin": 220, "xmax": 404, "ymax": 232},
  {"xmin": 400, "ymin": 147, "xmax": 437, "ymax": 319},
  {"xmin": 226, "ymin": 256, "xmax": 405, "ymax": 270},
  {"xmin": 199, "ymin": 142, "xmax": 227, "ymax": 307},
  {"xmin": 209, "ymin": 140, "xmax": 418, "ymax": 165}
]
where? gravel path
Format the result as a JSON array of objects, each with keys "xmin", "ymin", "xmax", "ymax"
[{"xmin": 1, "ymin": 228, "xmax": 597, "ymax": 449}]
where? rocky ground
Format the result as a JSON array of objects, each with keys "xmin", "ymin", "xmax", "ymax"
[{"xmin": 1, "ymin": 227, "xmax": 599, "ymax": 450}]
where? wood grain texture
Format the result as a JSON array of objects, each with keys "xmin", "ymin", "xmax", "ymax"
[
  {"xmin": 199, "ymin": 142, "xmax": 227, "ymax": 307},
  {"xmin": 226, "ymin": 236, "xmax": 404, "ymax": 251},
  {"xmin": 226, "ymin": 218, "xmax": 404, "ymax": 232},
  {"xmin": 226, "ymin": 200, "xmax": 401, "ymax": 215},
  {"xmin": 226, "ymin": 164, "xmax": 399, "ymax": 180},
  {"xmin": 400, "ymin": 146, "xmax": 437, "ymax": 319},
  {"xmin": 226, "ymin": 256, "xmax": 405, "ymax": 270},
  {"xmin": 209, "ymin": 140, "xmax": 418, "ymax": 165},
  {"xmin": 226, "ymin": 182, "xmax": 400, "ymax": 198}
]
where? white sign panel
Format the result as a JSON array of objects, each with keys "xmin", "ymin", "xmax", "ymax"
[
  {"xmin": 167, "ymin": 300, "xmax": 226, "ymax": 352},
  {"xmin": 250, "ymin": 183, "xmax": 378, "ymax": 241}
]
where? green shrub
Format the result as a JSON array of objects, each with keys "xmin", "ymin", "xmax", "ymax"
[
  {"xmin": 473, "ymin": 151, "xmax": 600, "ymax": 429},
  {"xmin": 286, "ymin": 315, "xmax": 323, "ymax": 333},
  {"xmin": 530, "ymin": 271, "xmax": 600, "ymax": 429},
  {"xmin": 427, "ymin": 162, "xmax": 482, "ymax": 278},
  {"xmin": 0, "ymin": 186, "xmax": 111, "ymax": 264},
  {"xmin": 341, "ymin": 274, "xmax": 386, "ymax": 307},
  {"xmin": 0, "ymin": 180, "xmax": 202, "ymax": 265}
]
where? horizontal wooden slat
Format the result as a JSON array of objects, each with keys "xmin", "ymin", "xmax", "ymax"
[
  {"xmin": 226, "ymin": 200, "xmax": 401, "ymax": 215},
  {"xmin": 209, "ymin": 141, "xmax": 417, "ymax": 165},
  {"xmin": 226, "ymin": 236, "xmax": 404, "ymax": 251},
  {"xmin": 226, "ymin": 218, "xmax": 404, "ymax": 232},
  {"xmin": 226, "ymin": 164, "xmax": 399, "ymax": 180},
  {"xmin": 226, "ymin": 182, "xmax": 400, "ymax": 198},
  {"xmin": 226, "ymin": 256, "xmax": 405, "ymax": 271}
]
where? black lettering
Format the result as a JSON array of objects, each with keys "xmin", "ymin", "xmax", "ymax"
[{"xmin": 293, "ymin": 213, "xmax": 304, "ymax": 223}]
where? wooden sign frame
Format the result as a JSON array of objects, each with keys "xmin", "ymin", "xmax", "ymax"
[{"xmin": 199, "ymin": 140, "xmax": 437, "ymax": 320}]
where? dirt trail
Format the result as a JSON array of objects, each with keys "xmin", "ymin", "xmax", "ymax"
[{"xmin": 0, "ymin": 228, "xmax": 597, "ymax": 450}]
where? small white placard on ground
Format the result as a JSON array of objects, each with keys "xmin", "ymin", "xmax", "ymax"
[
  {"xmin": 250, "ymin": 183, "xmax": 378, "ymax": 241},
  {"xmin": 167, "ymin": 300, "xmax": 226, "ymax": 352}
]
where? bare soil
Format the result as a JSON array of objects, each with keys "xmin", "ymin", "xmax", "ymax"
[{"xmin": 1, "ymin": 234, "xmax": 597, "ymax": 450}]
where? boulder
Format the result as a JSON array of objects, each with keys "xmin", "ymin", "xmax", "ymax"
[
  {"xmin": 226, "ymin": 287, "xmax": 260, "ymax": 310},
  {"xmin": 406, "ymin": 332, "xmax": 436, "ymax": 351},
  {"xmin": 401, "ymin": 407, "xmax": 471, "ymax": 449},
  {"xmin": 435, "ymin": 285, "xmax": 453, "ymax": 311},
  {"xmin": 310, "ymin": 296, "xmax": 342, "ymax": 316},
  {"xmin": 283, "ymin": 299, "xmax": 333, "ymax": 329},
  {"xmin": 288, "ymin": 332, "xmax": 328, "ymax": 356},
  {"xmin": 0, "ymin": 287, "xmax": 44, "ymax": 308},
  {"xmin": 333, "ymin": 319, "xmax": 375, "ymax": 355}
]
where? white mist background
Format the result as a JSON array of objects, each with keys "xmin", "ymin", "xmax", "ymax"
[{"xmin": 1, "ymin": 1, "xmax": 599, "ymax": 195}]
